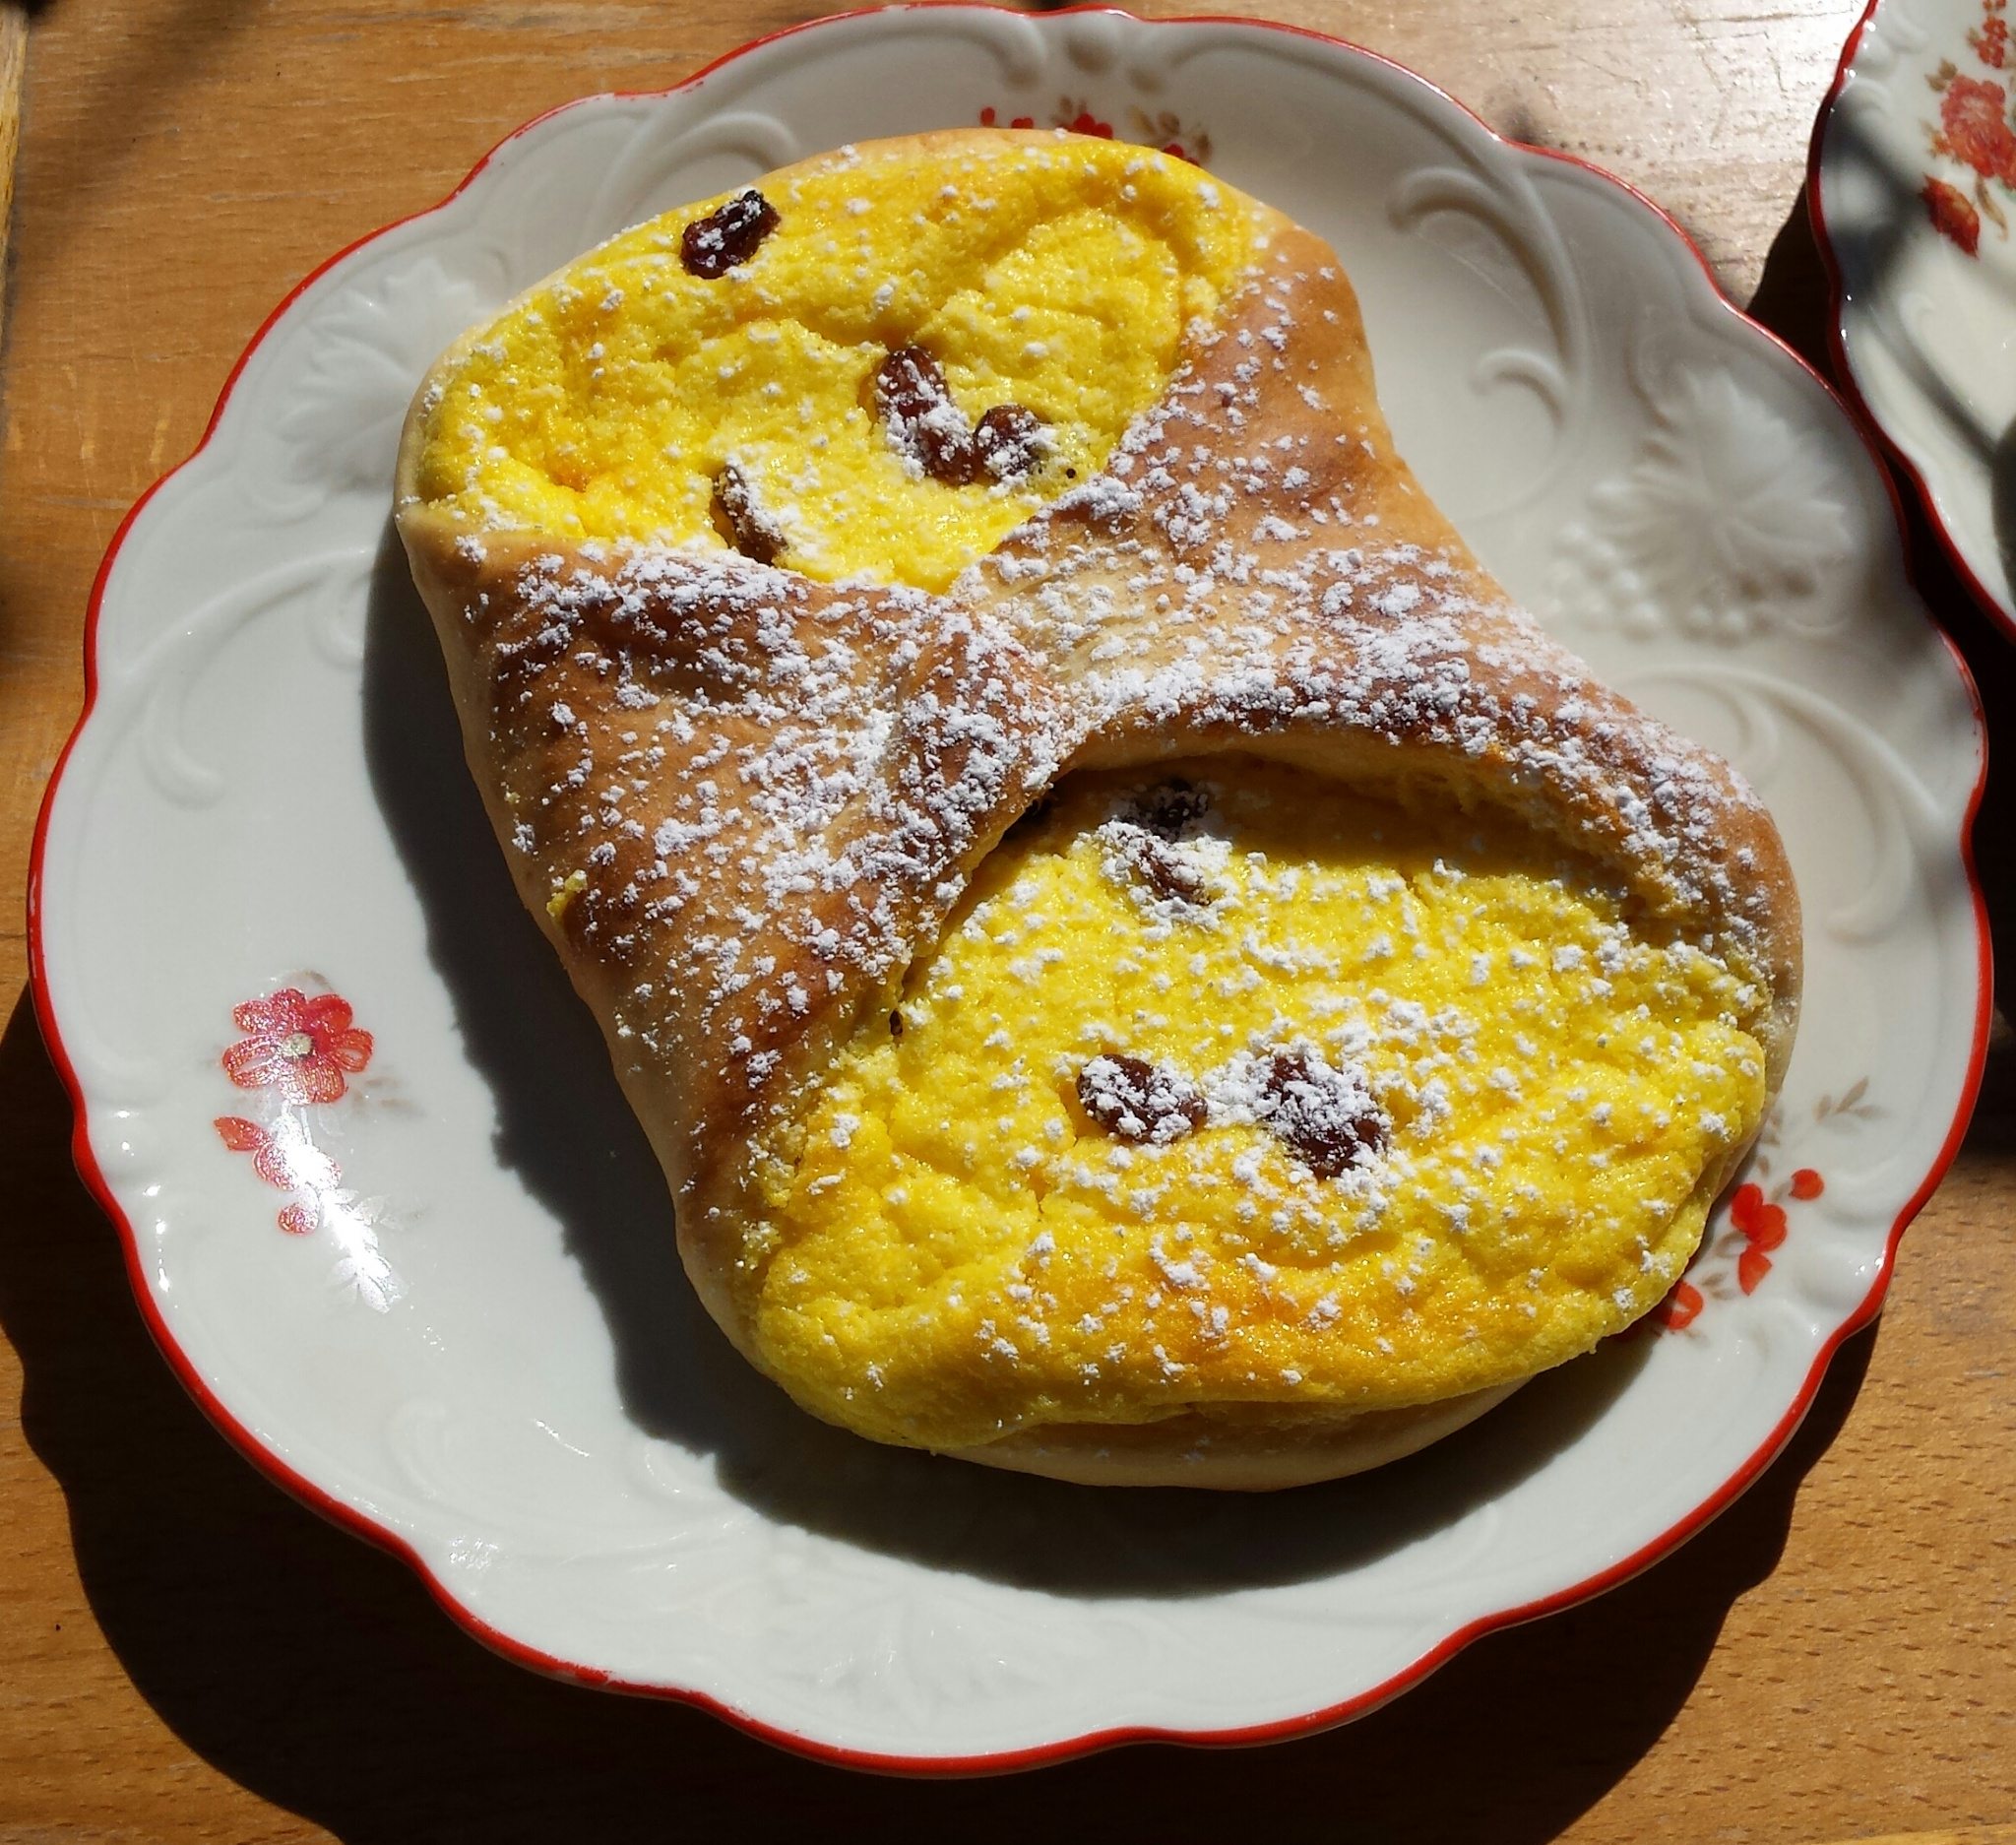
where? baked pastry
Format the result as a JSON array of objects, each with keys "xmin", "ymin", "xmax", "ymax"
[{"xmin": 395, "ymin": 129, "xmax": 1800, "ymax": 1489}]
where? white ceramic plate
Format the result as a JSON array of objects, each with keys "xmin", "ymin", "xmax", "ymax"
[
  {"xmin": 32, "ymin": 5, "xmax": 1988, "ymax": 1769},
  {"xmin": 1813, "ymin": 0, "xmax": 2016, "ymax": 632}
]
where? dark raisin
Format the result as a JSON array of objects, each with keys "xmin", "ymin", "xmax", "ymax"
[
  {"xmin": 1116, "ymin": 827, "xmax": 1208, "ymax": 904},
  {"xmin": 680, "ymin": 190, "xmax": 781, "ymax": 278},
  {"xmin": 875, "ymin": 346, "xmax": 980, "ymax": 484},
  {"xmin": 972, "ymin": 403, "xmax": 1048, "ymax": 482},
  {"xmin": 1077, "ymin": 1054, "xmax": 1206, "ymax": 1146},
  {"xmin": 1256, "ymin": 1050, "xmax": 1385, "ymax": 1178},
  {"xmin": 1139, "ymin": 781, "xmax": 1209, "ymax": 837},
  {"xmin": 890, "ymin": 1010, "xmax": 906, "ymax": 1039},
  {"xmin": 1125, "ymin": 779, "xmax": 1210, "ymax": 841},
  {"xmin": 874, "ymin": 347, "xmax": 1044, "ymax": 488},
  {"xmin": 1138, "ymin": 839, "xmax": 1206, "ymax": 903},
  {"xmin": 712, "ymin": 463, "xmax": 786, "ymax": 565}
]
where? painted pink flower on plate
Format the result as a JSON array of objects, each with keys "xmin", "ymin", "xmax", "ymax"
[
  {"xmin": 1935, "ymin": 73, "xmax": 2016, "ymax": 183},
  {"xmin": 221, "ymin": 987, "xmax": 373, "ymax": 1105}
]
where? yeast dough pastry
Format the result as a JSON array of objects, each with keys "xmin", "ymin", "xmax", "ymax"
[{"xmin": 396, "ymin": 130, "xmax": 1800, "ymax": 1489}]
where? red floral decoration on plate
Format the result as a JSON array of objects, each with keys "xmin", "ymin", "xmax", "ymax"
[
  {"xmin": 1651, "ymin": 1281, "xmax": 1704, "ymax": 1332},
  {"xmin": 1935, "ymin": 73, "xmax": 2016, "ymax": 183},
  {"xmin": 1643, "ymin": 1164, "xmax": 1828, "ymax": 1334},
  {"xmin": 976, "ymin": 101, "xmax": 1207, "ymax": 162},
  {"xmin": 216, "ymin": 1113, "xmax": 303, "ymax": 1191},
  {"xmin": 216, "ymin": 986, "xmax": 373, "ymax": 1240},
  {"xmin": 1923, "ymin": 175, "xmax": 1984, "ymax": 252},
  {"xmin": 1974, "ymin": 0, "xmax": 2009, "ymax": 68},
  {"xmin": 222, "ymin": 987, "xmax": 373, "ymax": 1105},
  {"xmin": 1920, "ymin": 4, "xmax": 2016, "ymax": 253}
]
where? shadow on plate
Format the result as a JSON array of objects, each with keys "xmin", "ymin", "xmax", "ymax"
[
  {"xmin": 1750, "ymin": 193, "xmax": 2016, "ymax": 1006},
  {"xmin": 1816, "ymin": 95, "xmax": 2008, "ymax": 467},
  {"xmin": 1816, "ymin": 95, "xmax": 2016, "ymax": 624},
  {"xmin": 0, "ymin": 975, "xmax": 1888, "ymax": 1837},
  {"xmin": 358, "ymin": 517, "xmax": 1655, "ymax": 1598},
  {"xmin": 1994, "ymin": 414, "xmax": 2016, "ymax": 600},
  {"xmin": 0, "ymin": 191, "xmax": 1944, "ymax": 1840}
]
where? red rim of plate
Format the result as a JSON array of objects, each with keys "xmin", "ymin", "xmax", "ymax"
[
  {"xmin": 25, "ymin": 2, "xmax": 1994, "ymax": 1776},
  {"xmin": 1807, "ymin": 0, "xmax": 2016, "ymax": 639}
]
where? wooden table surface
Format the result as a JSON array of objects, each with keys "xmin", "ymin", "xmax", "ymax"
[{"xmin": 4, "ymin": 0, "xmax": 2016, "ymax": 1837}]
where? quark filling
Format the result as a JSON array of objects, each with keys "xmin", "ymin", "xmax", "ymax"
[
  {"xmin": 409, "ymin": 139, "xmax": 1772, "ymax": 1454},
  {"xmin": 411, "ymin": 135, "xmax": 1256, "ymax": 591},
  {"xmin": 746, "ymin": 760, "xmax": 1768, "ymax": 1451}
]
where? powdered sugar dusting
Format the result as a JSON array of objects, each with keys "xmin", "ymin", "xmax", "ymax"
[
  {"xmin": 1076, "ymin": 1053, "xmax": 1207, "ymax": 1145},
  {"xmin": 435, "ymin": 536, "xmax": 1071, "ymax": 1181},
  {"xmin": 958, "ymin": 224, "xmax": 1787, "ymax": 1009},
  {"xmin": 402, "ymin": 155, "xmax": 1793, "ymax": 1306}
]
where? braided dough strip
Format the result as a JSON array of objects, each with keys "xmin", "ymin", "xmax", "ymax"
[{"xmin": 396, "ymin": 132, "xmax": 1798, "ymax": 1487}]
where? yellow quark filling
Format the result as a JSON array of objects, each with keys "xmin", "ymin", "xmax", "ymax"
[
  {"xmin": 412, "ymin": 136, "xmax": 1256, "ymax": 591},
  {"xmin": 748, "ymin": 761, "xmax": 1767, "ymax": 1450}
]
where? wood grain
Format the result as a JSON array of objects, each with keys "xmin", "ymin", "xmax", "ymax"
[
  {"xmin": 1817, "ymin": 1831, "xmax": 2016, "ymax": 1845},
  {"xmin": 0, "ymin": 5, "xmax": 25, "ymax": 338},
  {"xmin": 3, "ymin": 0, "xmax": 2014, "ymax": 1837}
]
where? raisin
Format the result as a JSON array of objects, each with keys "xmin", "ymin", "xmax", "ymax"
[
  {"xmin": 1106, "ymin": 781, "xmax": 1213, "ymax": 904},
  {"xmin": 1114, "ymin": 827, "xmax": 1208, "ymax": 904},
  {"xmin": 1137, "ymin": 839, "xmax": 1207, "ymax": 903},
  {"xmin": 875, "ymin": 346, "xmax": 1045, "ymax": 486},
  {"xmin": 1125, "ymin": 780, "xmax": 1210, "ymax": 841},
  {"xmin": 1077, "ymin": 1054, "xmax": 1206, "ymax": 1146},
  {"xmin": 875, "ymin": 346, "xmax": 979, "ymax": 484},
  {"xmin": 973, "ymin": 403, "xmax": 1048, "ymax": 482},
  {"xmin": 680, "ymin": 190, "xmax": 781, "ymax": 278},
  {"xmin": 890, "ymin": 1010, "xmax": 906, "ymax": 1040},
  {"xmin": 712, "ymin": 463, "xmax": 786, "ymax": 565},
  {"xmin": 1256, "ymin": 1050, "xmax": 1385, "ymax": 1177}
]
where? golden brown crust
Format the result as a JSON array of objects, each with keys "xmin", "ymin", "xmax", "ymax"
[
  {"xmin": 950, "ymin": 1383, "xmax": 1527, "ymax": 1491},
  {"xmin": 966, "ymin": 215, "xmax": 1799, "ymax": 1097},
  {"xmin": 395, "ymin": 130, "xmax": 1800, "ymax": 1488},
  {"xmin": 395, "ymin": 514, "xmax": 1070, "ymax": 1346}
]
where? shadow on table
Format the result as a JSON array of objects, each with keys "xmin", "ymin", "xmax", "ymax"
[
  {"xmin": 11, "ymin": 0, "xmax": 270, "ymax": 269},
  {"xmin": 0, "ymin": 983, "xmax": 1885, "ymax": 1841},
  {"xmin": 3, "ymin": 188, "xmax": 2004, "ymax": 1844}
]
